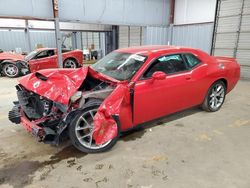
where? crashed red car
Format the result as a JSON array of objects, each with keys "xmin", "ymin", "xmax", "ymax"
[
  {"xmin": 9, "ymin": 46, "xmax": 240, "ymax": 153},
  {"xmin": 0, "ymin": 51, "xmax": 25, "ymax": 77},
  {"xmin": 0, "ymin": 48, "xmax": 83, "ymax": 78}
]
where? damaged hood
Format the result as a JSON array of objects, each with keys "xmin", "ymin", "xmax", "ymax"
[
  {"xmin": 19, "ymin": 68, "xmax": 88, "ymax": 105},
  {"xmin": 0, "ymin": 52, "xmax": 24, "ymax": 61}
]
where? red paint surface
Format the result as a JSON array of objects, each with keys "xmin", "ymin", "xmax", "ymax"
[
  {"xmin": 19, "ymin": 68, "xmax": 88, "ymax": 105},
  {"xmin": 92, "ymin": 46, "xmax": 240, "ymax": 143},
  {"xmin": 0, "ymin": 49, "xmax": 83, "ymax": 72},
  {"xmin": 93, "ymin": 84, "xmax": 132, "ymax": 144},
  {"xmin": 28, "ymin": 48, "xmax": 83, "ymax": 72},
  {"xmin": 0, "ymin": 52, "xmax": 24, "ymax": 61},
  {"xmin": 20, "ymin": 110, "xmax": 43, "ymax": 133},
  {"xmin": 18, "ymin": 46, "xmax": 240, "ymax": 145}
]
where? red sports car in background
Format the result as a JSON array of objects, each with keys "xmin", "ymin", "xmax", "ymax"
[
  {"xmin": 0, "ymin": 48, "xmax": 83, "ymax": 78},
  {"xmin": 0, "ymin": 51, "xmax": 25, "ymax": 77},
  {"xmin": 9, "ymin": 45, "xmax": 240, "ymax": 153}
]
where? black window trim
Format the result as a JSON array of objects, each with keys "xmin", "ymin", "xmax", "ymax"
[
  {"xmin": 34, "ymin": 50, "xmax": 55, "ymax": 59},
  {"xmin": 139, "ymin": 52, "xmax": 203, "ymax": 81},
  {"xmin": 34, "ymin": 50, "xmax": 49, "ymax": 59},
  {"xmin": 139, "ymin": 53, "xmax": 188, "ymax": 80},
  {"xmin": 182, "ymin": 53, "xmax": 202, "ymax": 69}
]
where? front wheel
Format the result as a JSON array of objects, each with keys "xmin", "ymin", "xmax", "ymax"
[
  {"xmin": 68, "ymin": 101, "xmax": 119, "ymax": 153},
  {"xmin": 202, "ymin": 80, "xmax": 226, "ymax": 112},
  {"xmin": 2, "ymin": 63, "xmax": 20, "ymax": 78}
]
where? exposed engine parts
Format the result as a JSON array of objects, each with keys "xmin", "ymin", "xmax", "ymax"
[
  {"xmin": 71, "ymin": 74, "xmax": 115, "ymax": 108},
  {"xmin": 79, "ymin": 87, "xmax": 114, "ymax": 108},
  {"xmin": 16, "ymin": 85, "xmax": 53, "ymax": 119},
  {"xmin": 10, "ymin": 74, "xmax": 115, "ymax": 145}
]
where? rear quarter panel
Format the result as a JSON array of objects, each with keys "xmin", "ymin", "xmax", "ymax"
[
  {"xmin": 62, "ymin": 50, "xmax": 83, "ymax": 66},
  {"xmin": 212, "ymin": 56, "xmax": 240, "ymax": 93}
]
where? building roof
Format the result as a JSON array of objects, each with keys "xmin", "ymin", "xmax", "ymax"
[{"xmin": 35, "ymin": 48, "xmax": 55, "ymax": 52}]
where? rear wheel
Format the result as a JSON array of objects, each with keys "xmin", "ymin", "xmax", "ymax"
[
  {"xmin": 68, "ymin": 100, "xmax": 119, "ymax": 153},
  {"xmin": 2, "ymin": 63, "xmax": 20, "ymax": 78},
  {"xmin": 63, "ymin": 59, "xmax": 77, "ymax": 68},
  {"xmin": 202, "ymin": 80, "xmax": 226, "ymax": 112}
]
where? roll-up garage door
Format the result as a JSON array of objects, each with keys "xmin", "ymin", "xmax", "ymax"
[
  {"xmin": 119, "ymin": 26, "xmax": 144, "ymax": 48},
  {"xmin": 212, "ymin": 0, "xmax": 250, "ymax": 78},
  {"xmin": 119, "ymin": 26, "xmax": 129, "ymax": 48}
]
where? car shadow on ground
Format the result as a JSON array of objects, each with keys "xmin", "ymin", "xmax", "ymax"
[{"xmin": 121, "ymin": 106, "xmax": 201, "ymax": 141}]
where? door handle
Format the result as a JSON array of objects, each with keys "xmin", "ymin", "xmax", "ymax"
[{"xmin": 185, "ymin": 76, "xmax": 191, "ymax": 80}]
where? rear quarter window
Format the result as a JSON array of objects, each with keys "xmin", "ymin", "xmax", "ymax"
[{"xmin": 184, "ymin": 53, "xmax": 201, "ymax": 69}]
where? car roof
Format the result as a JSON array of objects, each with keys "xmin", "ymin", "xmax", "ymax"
[
  {"xmin": 115, "ymin": 45, "xmax": 201, "ymax": 56},
  {"xmin": 35, "ymin": 48, "xmax": 55, "ymax": 52}
]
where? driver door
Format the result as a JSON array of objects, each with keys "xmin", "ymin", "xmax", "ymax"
[
  {"xmin": 133, "ymin": 54, "xmax": 192, "ymax": 125},
  {"xmin": 29, "ymin": 50, "xmax": 57, "ymax": 72}
]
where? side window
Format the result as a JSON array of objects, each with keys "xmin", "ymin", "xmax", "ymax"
[
  {"xmin": 48, "ymin": 50, "xmax": 55, "ymax": 56},
  {"xmin": 143, "ymin": 54, "xmax": 188, "ymax": 78},
  {"xmin": 184, "ymin": 53, "xmax": 201, "ymax": 68},
  {"xmin": 35, "ymin": 50, "xmax": 50, "ymax": 59}
]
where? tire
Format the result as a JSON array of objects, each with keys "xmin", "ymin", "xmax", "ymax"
[
  {"xmin": 2, "ymin": 63, "xmax": 20, "ymax": 78},
  {"xmin": 68, "ymin": 100, "xmax": 119, "ymax": 153},
  {"xmin": 63, "ymin": 59, "xmax": 77, "ymax": 68},
  {"xmin": 202, "ymin": 80, "xmax": 226, "ymax": 112}
]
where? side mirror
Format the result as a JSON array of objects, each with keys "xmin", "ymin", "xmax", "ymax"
[{"xmin": 152, "ymin": 71, "xmax": 166, "ymax": 80}]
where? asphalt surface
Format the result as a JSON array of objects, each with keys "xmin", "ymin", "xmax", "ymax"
[{"xmin": 0, "ymin": 77, "xmax": 250, "ymax": 188}]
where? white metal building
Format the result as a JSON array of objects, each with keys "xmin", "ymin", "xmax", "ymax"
[{"xmin": 0, "ymin": 0, "xmax": 249, "ymax": 78}]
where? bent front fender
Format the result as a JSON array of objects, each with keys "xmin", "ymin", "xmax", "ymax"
[{"xmin": 93, "ymin": 84, "xmax": 132, "ymax": 145}]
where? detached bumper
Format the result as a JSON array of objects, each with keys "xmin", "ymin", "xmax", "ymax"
[
  {"xmin": 9, "ymin": 103, "xmax": 44, "ymax": 138},
  {"xmin": 8, "ymin": 102, "xmax": 64, "ymax": 144},
  {"xmin": 20, "ymin": 110, "xmax": 44, "ymax": 138}
]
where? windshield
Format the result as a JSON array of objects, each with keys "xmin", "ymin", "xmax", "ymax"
[
  {"xmin": 25, "ymin": 50, "xmax": 38, "ymax": 61},
  {"xmin": 91, "ymin": 52, "xmax": 147, "ymax": 81}
]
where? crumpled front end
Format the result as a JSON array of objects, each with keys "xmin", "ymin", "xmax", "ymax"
[
  {"xmin": 18, "ymin": 67, "xmax": 89, "ymax": 105},
  {"xmin": 9, "ymin": 84, "xmax": 68, "ymax": 143},
  {"xmin": 16, "ymin": 60, "xmax": 30, "ymax": 75},
  {"xmin": 9, "ymin": 66, "xmax": 133, "ymax": 148},
  {"xmin": 8, "ymin": 68, "xmax": 89, "ymax": 143}
]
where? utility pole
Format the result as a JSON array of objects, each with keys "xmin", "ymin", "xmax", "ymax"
[
  {"xmin": 24, "ymin": 20, "xmax": 31, "ymax": 52},
  {"xmin": 52, "ymin": 0, "xmax": 63, "ymax": 68}
]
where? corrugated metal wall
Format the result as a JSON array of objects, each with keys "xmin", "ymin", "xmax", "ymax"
[
  {"xmin": 0, "ymin": 29, "xmax": 57, "ymax": 52},
  {"xmin": 0, "ymin": 29, "xmax": 27, "ymax": 51},
  {"xmin": 30, "ymin": 30, "xmax": 56, "ymax": 50},
  {"xmin": 0, "ymin": 29, "xmax": 108, "ymax": 57},
  {"xmin": 145, "ymin": 26, "xmax": 169, "ymax": 45},
  {"xmin": 212, "ymin": 0, "xmax": 250, "ymax": 79},
  {"xmin": 2, "ymin": 23, "xmax": 214, "ymax": 55},
  {"xmin": 172, "ymin": 23, "xmax": 214, "ymax": 53},
  {"xmin": 144, "ymin": 23, "xmax": 213, "ymax": 54}
]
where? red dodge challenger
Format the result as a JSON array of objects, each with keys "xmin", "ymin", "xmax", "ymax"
[
  {"xmin": 9, "ymin": 46, "xmax": 240, "ymax": 153},
  {"xmin": 0, "ymin": 48, "xmax": 83, "ymax": 78}
]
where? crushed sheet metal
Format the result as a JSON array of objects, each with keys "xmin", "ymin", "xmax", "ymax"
[
  {"xmin": 18, "ymin": 67, "xmax": 88, "ymax": 105},
  {"xmin": 93, "ymin": 84, "xmax": 130, "ymax": 145},
  {"xmin": 79, "ymin": 87, "xmax": 114, "ymax": 108},
  {"xmin": 93, "ymin": 112, "xmax": 118, "ymax": 145}
]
